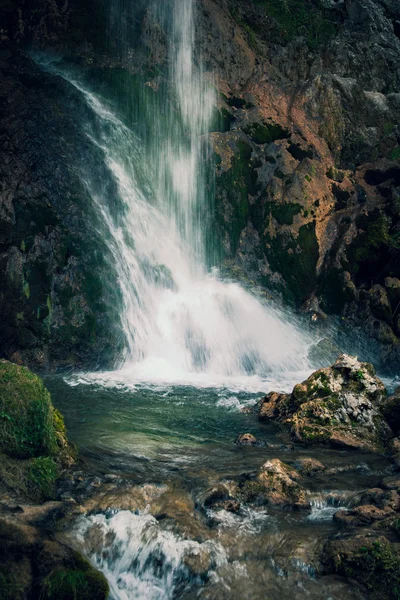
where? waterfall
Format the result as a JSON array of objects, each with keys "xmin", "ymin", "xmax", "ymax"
[{"xmin": 50, "ymin": 0, "xmax": 314, "ymax": 389}]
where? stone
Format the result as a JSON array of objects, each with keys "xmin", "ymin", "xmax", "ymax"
[
  {"xmin": 384, "ymin": 277, "xmax": 400, "ymax": 304},
  {"xmin": 322, "ymin": 535, "xmax": 400, "ymax": 599},
  {"xmin": 237, "ymin": 459, "xmax": 309, "ymax": 510},
  {"xmin": 334, "ymin": 504, "xmax": 395, "ymax": 527},
  {"xmin": 258, "ymin": 355, "xmax": 391, "ymax": 452},
  {"xmin": 235, "ymin": 433, "xmax": 257, "ymax": 446},
  {"xmin": 369, "ymin": 285, "xmax": 392, "ymax": 323},
  {"xmin": 294, "ymin": 457, "xmax": 326, "ymax": 476}
]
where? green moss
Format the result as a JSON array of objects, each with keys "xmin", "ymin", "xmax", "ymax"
[
  {"xmin": 326, "ymin": 166, "xmax": 345, "ymax": 182},
  {"xmin": 264, "ymin": 201, "xmax": 302, "ymax": 225},
  {"xmin": 28, "ymin": 456, "xmax": 58, "ymax": 500},
  {"xmin": 0, "ymin": 361, "xmax": 58, "ymax": 458},
  {"xmin": 299, "ymin": 425, "xmax": 330, "ymax": 444},
  {"xmin": 334, "ymin": 539, "xmax": 400, "ymax": 599},
  {"xmin": 22, "ymin": 281, "xmax": 30, "ymax": 299},
  {"xmin": 0, "ymin": 361, "xmax": 69, "ymax": 461},
  {"xmin": 40, "ymin": 555, "xmax": 109, "ymax": 600},
  {"xmin": 392, "ymin": 147, "xmax": 400, "ymax": 161},
  {"xmin": 243, "ymin": 121, "xmax": 289, "ymax": 145},
  {"xmin": 215, "ymin": 139, "xmax": 260, "ymax": 254},
  {"xmin": 238, "ymin": 480, "xmax": 269, "ymax": 504},
  {"xmin": 254, "ymin": 0, "xmax": 338, "ymax": 49}
]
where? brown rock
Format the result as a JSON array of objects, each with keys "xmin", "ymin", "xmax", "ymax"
[
  {"xmin": 333, "ymin": 504, "xmax": 395, "ymax": 527},
  {"xmin": 237, "ymin": 459, "xmax": 309, "ymax": 510},
  {"xmin": 235, "ymin": 433, "xmax": 257, "ymax": 446},
  {"xmin": 294, "ymin": 457, "xmax": 326, "ymax": 476},
  {"xmin": 258, "ymin": 391, "xmax": 289, "ymax": 421}
]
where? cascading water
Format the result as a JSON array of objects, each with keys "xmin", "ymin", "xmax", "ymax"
[{"xmin": 50, "ymin": 0, "xmax": 315, "ymax": 390}]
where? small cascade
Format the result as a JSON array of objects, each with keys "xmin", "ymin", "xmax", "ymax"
[{"xmin": 71, "ymin": 510, "xmax": 226, "ymax": 600}]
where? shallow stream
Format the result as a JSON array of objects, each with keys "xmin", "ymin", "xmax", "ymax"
[{"xmin": 46, "ymin": 376, "xmax": 391, "ymax": 600}]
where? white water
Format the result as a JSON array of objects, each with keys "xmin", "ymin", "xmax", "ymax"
[
  {"xmin": 72, "ymin": 510, "xmax": 226, "ymax": 600},
  {"xmin": 56, "ymin": 0, "xmax": 315, "ymax": 391}
]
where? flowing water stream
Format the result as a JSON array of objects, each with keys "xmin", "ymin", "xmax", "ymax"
[{"xmin": 38, "ymin": 0, "xmax": 393, "ymax": 597}]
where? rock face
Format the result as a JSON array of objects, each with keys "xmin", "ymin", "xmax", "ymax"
[
  {"xmin": 0, "ymin": 51, "xmax": 124, "ymax": 368},
  {"xmin": 200, "ymin": 0, "xmax": 400, "ymax": 369},
  {"xmin": 258, "ymin": 354, "xmax": 392, "ymax": 451}
]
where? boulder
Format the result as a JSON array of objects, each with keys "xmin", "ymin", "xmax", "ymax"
[
  {"xmin": 322, "ymin": 535, "xmax": 400, "ymax": 600},
  {"xmin": 236, "ymin": 459, "xmax": 309, "ymax": 510},
  {"xmin": 258, "ymin": 355, "xmax": 391, "ymax": 452},
  {"xmin": 294, "ymin": 457, "xmax": 326, "ymax": 476},
  {"xmin": 235, "ymin": 433, "xmax": 257, "ymax": 446}
]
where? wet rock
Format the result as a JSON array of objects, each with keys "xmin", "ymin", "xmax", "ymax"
[
  {"xmin": 182, "ymin": 547, "xmax": 212, "ymax": 579},
  {"xmin": 391, "ymin": 452, "xmax": 400, "ymax": 470},
  {"xmin": 307, "ymin": 338, "xmax": 341, "ymax": 368},
  {"xmin": 369, "ymin": 285, "xmax": 393, "ymax": 323},
  {"xmin": 0, "ymin": 51, "xmax": 123, "ymax": 369},
  {"xmin": 385, "ymin": 277, "xmax": 400, "ymax": 306},
  {"xmin": 388, "ymin": 437, "xmax": 400, "ymax": 454},
  {"xmin": 294, "ymin": 457, "xmax": 326, "ymax": 476},
  {"xmin": 258, "ymin": 391, "xmax": 291, "ymax": 422},
  {"xmin": 379, "ymin": 476, "xmax": 400, "ymax": 490},
  {"xmin": 0, "ymin": 514, "xmax": 109, "ymax": 600},
  {"xmin": 219, "ymin": 499, "xmax": 240, "ymax": 513},
  {"xmin": 380, "ymin": 387, "xmax": 400, "ymax": 434},
  {"xmin": 236, "ymin": 459, "xmax": 309, "ymax": 510},
  {"xmin": 235, "ymin": 433, "xmax": 257, "ymax": 446},
  {"xmin": 356, "ymin": 488, "xmax": 400, "ymax": 512},
  {"xmin": 322, "ymin": 535, "xmax": 400, "ymax": 600},
  {"xmin": 258, "ymin": 355, "xmax": 391, "ymax": 452},
  {"xmin": 334, "ymin": 504, "xmax": 395, "ymax": 527},
  {"xmin": 198, "ymin": 484, "xmax": 232, "ymax": 509}
]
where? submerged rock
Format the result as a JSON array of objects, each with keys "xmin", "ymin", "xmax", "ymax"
[{"xmin": 258, "ymin": 355, "xmax": 391, "ymax": 452}]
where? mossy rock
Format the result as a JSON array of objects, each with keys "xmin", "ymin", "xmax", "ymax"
[
  {"xmin": 327, "ymin": 537, "xmax": 400, "ymax": 600},
  {"xmin": 0, "ymin": 360, "xmax": 71, "ymax": 460},
  {"xmin": 40, "ymin": 552, "xmax": 109, "ymax": 600}
]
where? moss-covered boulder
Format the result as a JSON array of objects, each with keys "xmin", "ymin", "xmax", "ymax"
[
  {"xmin": 322, "ymin": 536, "xmax": 400, "ymax": 600},
  {"xmin": 0, "ymin": 516, "xmax": 109, "ymax": 600},
  {"xmin": 258, "ymin": 355, "xmax": 391, "ymax": 452},
  {"xmin": 0, "ymin": 360, "xmax": 69, "ymax": 459},
  {"xmin": 236, "ymin": 458, "xmax": 309, "ymax": 510},
  {"xmin": 40, "ymin": 552, "xmax": 109, "ymax": 600},
  {"xmin": 0, "ymin": 360, "xmax": 75, "ymax": 500}
]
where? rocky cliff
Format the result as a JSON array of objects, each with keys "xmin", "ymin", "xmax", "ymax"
[{"xmin": 0, "ymin": 0, "xmax": 399, "ymax": 369}]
